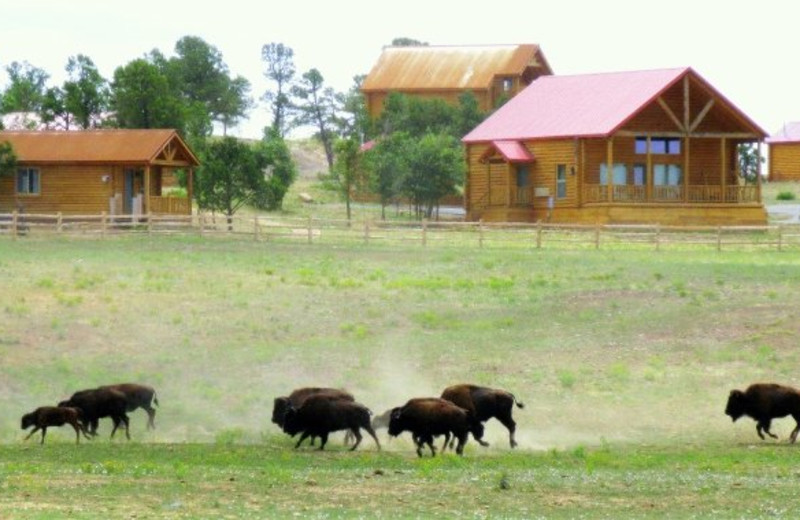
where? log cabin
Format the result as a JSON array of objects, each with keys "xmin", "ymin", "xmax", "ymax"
[
  {"xmin": 462, "ymin": 67, "xmax": 768, "ymax": 226},
  {"xmin": 361, "ymin": 44, "xmax": 552, "ymax": 118},
  {"xmin": 0, "ymin": 129, "xmax": 198, "ymax": 216},
  {"xmin": 767, "ymin": 122, "xmax": 800, "ymax": 182}
]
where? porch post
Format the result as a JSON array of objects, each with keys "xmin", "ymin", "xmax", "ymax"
[
  {"xmin": 606, "ymin": 138, "xmax": 613, "ymax": 202},
  {"xmin": 506, "ymin": 163, "xmax": 512, "ymax": 207},
  {"xmin": 683, "ymin": 137, "xmax": 690, "ymax": 203},
  {"xmin": 646, "ymin": 135, "xmax": 653, "ymax": 201},
  {"xmin": 720, "ymin": 138, "xmax": 726, "ymax": 202},
  {"xmin": 187, "ymin": 167, "xmax": 194, "ymax": 215},
  {"xmin": 579, "ymin": 139, "xmax": 585, "ymax": 207},
  {"xmin": 757, "ymin": 141, "xmax": 763, "ymax": 202},
  {"xmin": 144, "ymin": 165, "xmax": 151, "ymax": 214}
]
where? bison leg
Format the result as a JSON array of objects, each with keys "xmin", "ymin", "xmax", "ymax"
[
  {"xmin": 70, "ymin": 421, "xmax": 83, "ymax": 444},
  {"xmin": 497, "ymin": 414, "xmax": 517, "ymax": 448},
  {"xmin": 348, "ymin": 429, "xmax": 363, "ymax": 451},
  {"xmin": 294, "ymin": 431, "xmax": 312, "ymax": 449},
  {"xmin": 791, "ymin": 421, "xmax": 800, "ymax": 444},
  {"xmin": 317, "ymin": 432, "xmax": 329, "ymax": 451},
  {"xmin": 757, "ymin": 420, "xmax": 778, "ymax": 440},
  {"xmin": 363, "ymin": 425, "xmax": 381, "ymax": 451},
  {"xmin": 24, "ymin": 426, "xmax": 41, "ymax": 442},
  {"xmin": 40, "ymin": 427, "xmax": 48, "ymax": 445},
  {"xmin": 145, "ymin": 406, "xmax": 156, "ymax": 430}
]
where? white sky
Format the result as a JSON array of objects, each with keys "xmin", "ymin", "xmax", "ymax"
[{"xmin": 4, "ymin": 0, "xmax": 800, "ymax": 139}]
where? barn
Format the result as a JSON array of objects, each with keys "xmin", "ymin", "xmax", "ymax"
[
  {"xmin": 767, "ymin": 122, "xmax": 800, "ymax": 182},
  {"xmin": 462, "ymin": 67, "xmax": 768, "ymax": 226},
  {"xmin": 0, "ymin": 129, "xmax": 198, "ymax": 216},
  {"xmin": 361, "ymin": 44, "xmax": 552, "ymax": 118}
]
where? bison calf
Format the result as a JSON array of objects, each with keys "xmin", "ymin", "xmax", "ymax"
[
  {"xmin": 388, "ymin": 397, "xmax": 484, "ymax": 457},
  {"xmin": 21, "ymin": 406, "xmax": 89, "ymax": 444},
  {"xmin": 282, "ymin": 394, "xmax": 380, "ymax": 451},
  {"xmin": 725, "ymin": 383, "xmax": 800, "ymax": 442},
  {"xmin": 58, "ymin": 387, "xmax": 131, "ymax": 440}
]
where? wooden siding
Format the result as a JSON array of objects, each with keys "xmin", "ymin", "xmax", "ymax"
[
  {"xmin": 1, "ymin": 165, "xmax": 118, "ymax": 214},
  {"xmin": 769, "ymin": 143, "xmax": 800, "ymax": 181}
]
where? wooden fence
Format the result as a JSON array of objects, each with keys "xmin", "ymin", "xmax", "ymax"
[{"xmin": 2, "ymin": 211, "xmax": 800, "ymax": 252}]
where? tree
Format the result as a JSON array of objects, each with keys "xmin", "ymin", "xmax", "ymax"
[
  {"xmin": 0, "ymin": 141, "xmax": 17, "ymax": 178},
  {"xmin": 1, "ymin": 61, "xmax": 49, "ymax": 114},
  {"xmin": 63, "ymin": 54, "xmax": 109, "ymax": 129},
  {"xmin": 291, "ymin": 68, "xmax": 342, "ymax": 171},
  {"xmin": 261, "ymin": 42, "xmax": 296, "ymax": 137},
  {"xmin": 455, "ymin": 91, "xmax": 486, "ymax": 138},
  {"xmin": 327, "ymin": 137, "xmax": 368, "ymax": 221},
  {"xmin": 339, "ymin": 75, "xmax": 372, "ymax": 142},
  {"xmin": 364, "ymin": 132, "xmax": 410, "ymax": 219},
  {"xmin": 110, "ymin": 58, "xmax": 185, "ymax": 131},
  {"xmin": 401, "ymin": 133, "xmax": 464, "ymax": 218},
  {"xmin": 39, "ymin": 87, "xmax": 68, "ymax": 129},
  {"xmin": 738, "ymin": 143, "xmax": 765, "ymax": 183},
  {"xmin": 194, "ymin": 137, "xmax": 269, "ymax": 230},
  {"xmin": 390, "ymin": 37, "xmax": 428, "ymax": 47},
  {"xmin": 253, "ymin": 127, "xmax": 297, "ymax": 210},
  {"xmin": 213, "ymin": 75, "xmax": 252, "ymax": 136}
]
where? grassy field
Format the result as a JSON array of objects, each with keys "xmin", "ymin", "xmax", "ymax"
[{"xmin": 2, "ymin": 235, "xmax": 800, "ymax": 517}]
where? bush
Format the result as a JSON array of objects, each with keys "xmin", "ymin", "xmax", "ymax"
[{"xmin": 776, "ymin": 191, "xmax": 796, "ymax": 201}]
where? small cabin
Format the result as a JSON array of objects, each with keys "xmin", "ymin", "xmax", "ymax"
[
  {"xmin": 462, "ymin": 67, "xmax": 768, "ymax": 226},
  {"xmin": 0, "ymin": 129, "xmax": 199, "ymax": 216},
  {"xmin": 361, "ymin": 44, "xmax": 552, "ymax": 118},
  {"xmin": 767, "ymin": 122, "xmax": 800, "ymax": 182}
]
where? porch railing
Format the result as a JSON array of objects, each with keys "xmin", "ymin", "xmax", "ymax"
[
  {"xmin": 149, "ymin": 196, "xmax": 190, "ymax": 215},
  {"xmin": 584, "ymin": 185, "xmax": 760, "ymax": 204}
]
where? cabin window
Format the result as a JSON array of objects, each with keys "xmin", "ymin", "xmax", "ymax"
[
  {"xmin": 633, "ymin": 164, "xmax": 646, "ymax": 185},
  {"xmin": 516, "ymin": 165, "xmax": 530, "ymax": 187},
  {"xmin": 16, "ymin": 167, "xmax": 40, "ymax": 195},
  {"xmin": 599, "ymin": 163, "xmax": 628, "ymax": 185},
  {"xmin": 502, "ymin": 78, "xmax": 513, "ymax": 92},
  {"xmin": 635, "ymin": 137, "xmax": 681, "ymax": 155},
  {"xmin": 653, "ymin": 164, "xmax": 682, "ymax": 185},
  {"xmin": 556, "ymin": 164, "xmax": 567, "ymax": 199}
]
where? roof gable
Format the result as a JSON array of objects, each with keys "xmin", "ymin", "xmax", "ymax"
[
  {"xmin": 0, "ymin": 129, "xmax": 200, "ymax": 166},
  {"xmin": 361, "ymin": 44, "xmax": 550, "ymax": 92},
  {"xmin": 463, "ymin": 67, "xmax": 766, "ymax": 143},
  {"xmin": 767, "ymin": 122, "xmax": 800, "ymax": 144}
]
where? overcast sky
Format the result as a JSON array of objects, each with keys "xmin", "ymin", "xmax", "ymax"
[{"xmin": 5, "ymin": 0, "xmax": 800, "ymax": 139}]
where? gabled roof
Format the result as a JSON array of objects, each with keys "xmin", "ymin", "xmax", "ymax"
[
  {"xmin": 766, "ymin": 122, "xmax": 800, "ymax": 144},
  {"xmin": 480, "ymin": 140, "xmax": 535, "ymax": 163},
  {"xmin": 463, "ymin": 67, "xmax": 766, "ymax": 143},
  {"xmin": 361, "ymin": 44, "xmax": 551, "ymax": 92},
  {"xmin": 0, "ymin": 129, "xmax": 200, "ymax": 166}
]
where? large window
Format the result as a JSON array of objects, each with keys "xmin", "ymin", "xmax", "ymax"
[
  {"xmin": 556, "ymin": 164, "xmax": 567, "ymax": 199},
  {"xmin": 635, "ymin": 137, "xmax": 681, "ymax": 155},
  {"xmin": 653, "ymin": 164, "xmax": 682, "ymax": 185},
  {"xmin": 516, "ymin": 165, "xmax": 530, "ymax": 187},
  {"xmin": 16, "ymin": 167, "xmax": 40, "ymax": 195},
  {"xmin": 599, "ymin": 163, "xmax": 628, "ymax": 185}
]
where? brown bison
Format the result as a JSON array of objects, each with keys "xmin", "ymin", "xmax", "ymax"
[
  {"xmin": 272, "ymin": 387, "xmax": 355, "ymax": 446},
  {"xmin": 58, "ymin": 387, "xmax": 131, "ymax": 440},
  {"xmin": 440, "ymin": 384, "xmax": 524, "ymax": 448},
  {"xmin": 388, "ymin": 397, "xmax": 484, "ymax": 457},
  {"xmin": 101, "ymin": 383, "xmax": 159, "ymax": 430},
  {"xmin": 282, "ymin": 394, "xmax": 381, "ymax": 451},
  {"xmin": 725, "ymin": 383, "xmax": 800, "ymax": 442},
  {"xmin": 21, "ymin": 406, "xmax": 90, "ymax": 444}
]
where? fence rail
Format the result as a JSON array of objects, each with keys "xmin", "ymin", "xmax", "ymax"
[{"xmin": 2, "ymin": 211, "xmax": 799, "ymax": 252}]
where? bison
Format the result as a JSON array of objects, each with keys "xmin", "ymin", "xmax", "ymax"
[
  {"xmin": 58, "ymin": 387, "xmax": 131, "ymax": 440},
  {"xmin": 282, "ymin": 394, "xmax": 380, "ymax": 451},
  {"xmin": 388, "ymin": 397, "xmax": 484, "ymax": 457},
  {"xmin": 21, "ymin": 406, "xmax": 90, "ymax": 444},
  {"xmin": 100, "ymin": 383, "xmax": 159, "ymax": 431},
  {"xmin": 272, "ymin": 387, "xmax": 355, "ymax": 446},
  {"xmin": 441, "ymin": 384, "xmax": 524, "ymax": 448},
  {"xmin": 725, "ymin": 383, "xmax": 800, "ymax": 442}
]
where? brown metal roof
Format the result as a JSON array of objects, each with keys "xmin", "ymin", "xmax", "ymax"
[
  {"xmin": 361, "ymin": 44, "xmax": 551, "ymax": 92},
  {"xmin": 0, "ymin": 129, "xmax": 200, "ymax": 166}
]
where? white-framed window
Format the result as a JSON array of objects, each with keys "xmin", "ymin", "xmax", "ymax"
[
  {"xmin": 653, "ymin": 164, "xmax": 682, "ymax": 185},
  {"xmin": 556, "ymin": 164, "xmax": 567, "ymax": 199},
  {"xmin": 599, "ymin": 163, "xmax": 628, "ymax": 185},
  {"xmin": 16, "ymin": 167, "xmax": 40, "ymax": 195},
  {"xmin": 502, "ymin": 78, "xmax": 513, "ymax": 92}
]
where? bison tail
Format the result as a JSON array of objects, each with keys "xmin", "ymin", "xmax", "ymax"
[
  {"xmin": 153, "ymin": 392, "xmax": 160, "ymax": 407},
  {"xmin": 511, "ymin": 394, "xmax": 524, "ymax": 409}
]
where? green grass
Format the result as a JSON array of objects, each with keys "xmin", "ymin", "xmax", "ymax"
[{"xmin": 2, "ymin": 235, "xmax": 800, "ymax": 517}]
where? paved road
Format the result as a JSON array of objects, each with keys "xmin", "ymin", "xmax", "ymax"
[{"xmin": 767, "ymin": 204, "xmax": 800, "ymax": 223}]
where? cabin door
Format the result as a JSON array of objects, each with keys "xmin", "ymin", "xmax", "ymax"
[{"xmin": 123, "ymin": 169, "xmax": 143, "ymax": 214}]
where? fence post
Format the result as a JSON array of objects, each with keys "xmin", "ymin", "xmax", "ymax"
[
  {"xmin": 307, "ymin": 215, "xmax": 313, "ymax": 244},
  {"xmin": 364, "ymin": 219, "xmax": 370, "ymax": 245},
  {"xmin": 777, "ymin": 225, "xmax": 783, "ymax": 252},
  {"xmin": 147, "ymin": 214, "xmax": 153, "ymax": 235},
  {"xmin": 101, "ymin": 211, "xmax": 107, "ymax": 238},
  {"xmin": 254, "ymin": 215, "xmax": 259, "ymax": 241},
  {"xmin": 478, "ymin": 219, "xmax": 484, "ymax": 248},
  {"xmin": 199, "ymin": 213, "xmax": 205, "ymax": 236},
  {"xmin": 655, "ymin": 224, "xmax": 661, "ymax": 252},
  {"xmin": 716, "ymin": 226, "xmax": 722, "ymax": 252},
  {"xmin": 422, "ymin": 219, "xmax": 428, "ymax": 247},
  {"xmin": 594, "ymin": 223, "xmax": 601, "ymax": 250},
  {"xmin": 57, "ymin": 212, "xmax": 63, "ymax": 234},
  {"xmin": 11, "ymin": 211, "xmax": 17, "ymax": 240},
  {"xmin": 536, "ymin": 220, "xmax": 542, "ymax": 249}
]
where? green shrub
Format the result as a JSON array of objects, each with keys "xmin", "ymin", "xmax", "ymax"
[{"xmin": 776, "ymin": 191, "xmax": 796, "ymax": 201}]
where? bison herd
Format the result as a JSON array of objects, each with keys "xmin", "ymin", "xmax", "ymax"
[{"xmin": 21, "ymin": 380, "xmax": 800, "ymax": 453}]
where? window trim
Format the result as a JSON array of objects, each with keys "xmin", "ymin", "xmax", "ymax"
[{"xmin": 556, "ymin": 164, "xmax": 567, "ymax": 199}]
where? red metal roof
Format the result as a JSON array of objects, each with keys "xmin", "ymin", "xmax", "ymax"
[
  {"xmin": 0, "ymin": 129, "xmax": 199, "ymax": 165},
  {"xmin": 463, "ymin": 67, "xmax": 766, "ymax": 143},
  {"xmin": 488, "ymin": 140, "xmax": 535, "ymax": 162},
  {"xmin": 766, "ymin": 122, "xmax": 800, "ymax": 143}
]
